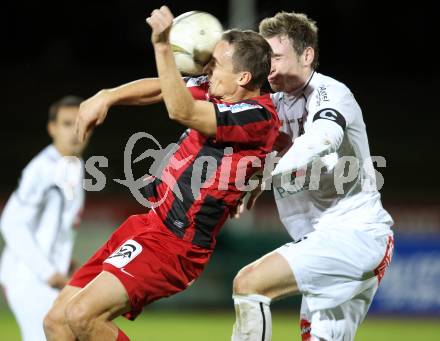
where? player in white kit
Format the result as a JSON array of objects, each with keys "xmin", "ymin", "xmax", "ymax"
[
  {"xmin": 231, "ymin": 12, "xmax": 394, "ymax": 341},
  {"xmin": 0, "ymin": 96, "xmax": 88, "ymax": 341}
]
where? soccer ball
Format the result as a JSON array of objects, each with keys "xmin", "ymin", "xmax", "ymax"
[{"xmin": 170, "ymin": 11, "xmax": 223, "ymax": 75}]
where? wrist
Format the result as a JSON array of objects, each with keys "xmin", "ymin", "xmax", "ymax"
[
  {"xmin": 154, "ymin": 42, "xmax": 172, "ymax": 54},
  {"xmin": 100, "ymin": 88, "xmax": 118, "ymax": 107}
]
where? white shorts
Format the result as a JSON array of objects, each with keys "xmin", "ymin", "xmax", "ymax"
[
  {"xmin": 2, "ymin": 278, "xmax": 59, "ymax": 341},
  {"xmin": 276, "ymin": 226, "xmax": 393, "ymax": 341}
]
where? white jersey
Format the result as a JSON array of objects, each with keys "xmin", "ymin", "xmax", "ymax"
[
  {"xmin": 271, "ymin": 72, "xmax": 393, "ymax": 241},
  {"xmin": 0, "ymin": 145, "xmax": 84, "ymax": 285}
]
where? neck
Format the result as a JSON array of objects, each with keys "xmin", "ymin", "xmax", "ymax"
[
  {"xmin": 287, "ymin": 68, "xmax": 314, "ymax": 94},
  {"xmin": 221, "ymin": 88, "xmax": 261, "ymax": 103},
  {"xmin": 53, "ymin": 144, "xmax": 79, "ymax": 157}
]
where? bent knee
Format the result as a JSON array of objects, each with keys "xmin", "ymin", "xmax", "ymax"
[
  {"xmin": 233, "ymin": 265, "xmax": 262, "ymax": 295},
  {"xmin": 43, "ymin": 310, "xmax": 60, "ymax": 335},
  {"xmin": 65, "ymin": 299, "xmax": 94, "ymax": 332},
  {"xmin": 44, "ymin": 303, "xmax": 67, "ymax": 334}
]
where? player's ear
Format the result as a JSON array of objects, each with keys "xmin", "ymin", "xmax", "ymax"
[
  {"xmin": 302, "ymin": 47, "xmax": 315, "ymax": 67},
  {"xmin": 47, "ymin": 121, "xmax": 55, "ymax": 138},
  {"xmin": 237, "ymin": 71, "xmax": 252, "ymax": 87}
]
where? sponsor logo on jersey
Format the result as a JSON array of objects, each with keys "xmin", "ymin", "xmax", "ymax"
[
  {"xmin": 173, "ymin": 219, "xmax": 185, "ymax": 229},
  {"xmin": 104, "ymin": 239, "xmax": 142, "ymax": 268},
  {"xmin": 217, "ymin": 102, "xmax": 262, "ymax": 113},
  {"xmin": 316, "ymin": 85, "xmax": 330, "ymax": 106}
]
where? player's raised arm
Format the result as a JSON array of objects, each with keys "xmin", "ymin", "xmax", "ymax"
[{"xmin": 146, "ymin": 6, "xmax": 217, "ymax": 137}]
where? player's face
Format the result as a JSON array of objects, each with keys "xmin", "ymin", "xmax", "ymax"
[
  {"xmin": 204, "ymin": 40, "xmax": 240, "ymax": 99},
  {"xmin": 48, "ymin": 106, "xmax": 88, "ymax": 156},
  {"xmin": 266, "ymin": 35, "xmax": 305, "ymax": 93}
]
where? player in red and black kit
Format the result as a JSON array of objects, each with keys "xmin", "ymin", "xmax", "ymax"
[{"xmin": 44, "ymin": 6, "xmax": 279, "ymax": 341}]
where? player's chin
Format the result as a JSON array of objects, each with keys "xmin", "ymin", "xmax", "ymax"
[
  {"xmin": 208, "ymin": 87, "xmax": 218, "ymax": 97},
  {"xmin": 69, "ymin": 145, "xmax": 84, "ymax": 156},
  {"xmin": 268, "ymin": 81, "xmax": 282, "ymax": 92}
]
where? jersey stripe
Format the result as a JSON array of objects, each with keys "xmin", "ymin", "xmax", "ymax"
[
  {"xmin": 216, "ymin": 101, "xmax": 272, "ymax": 126},
  {"xmin": 163, "ymin": 140, "xmax": 225, "ymax": 237}
]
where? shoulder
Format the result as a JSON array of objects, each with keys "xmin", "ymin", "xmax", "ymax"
[
  {"xmin": 21, "ymin": 146, "xmax": 59, "ymax": 185},
  {"xmin": 223, "ymin": 94, "xmax": 277, "ymax": 121},
  {"xmin": 13, "ymin": 146, "xmax": 59, "ymax": 203},
  {"xmin": 306, "ymin": 73, "xmax": 353, "ymax": 108},
  {"xmin": 24, "ymin": 146, "xmax": 52, "ymax": 171},
  {"xmin": 183, "ymin": 75, "xmax": 209, "ymax": 87},
  {"xmin": 270, "ymin": 92, "xmax": 283, "ymax": 106},
  {"xmin": 306, "ymin": 73, "xmax": 361, "ymax": 126},
  {"xmin": 184, "ymin": 76, "xmax": 210, "ymax": 100},
  {"xmin": 251, "ymin": 93, "xmax": 277, "ymax": 113}
]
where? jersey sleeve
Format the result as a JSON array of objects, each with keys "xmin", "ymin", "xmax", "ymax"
[
  {"xmin": 15, "ymin": 159, "xmax": 48, "ymax": 205},
  {"xmin": 307, "ymin": 82, "xmax": 357, "ymax": 130},
  {"xmin": 272, "ymin": 82, "xmax": 360, "ymax": 175},
  {"xmin": 214, "ymin": 100, "xmax": 275, "ymax": 145},
  {"xmin": 272, "ymin": 118, "xmax": 344, "ymax": 175},
  {"xmin": 0, "ymin": 160, "xmax": 57, "ymax": 281},
  {"xmin": 183, "ymin": 76, "xmax": 210, "ymax": 100}
]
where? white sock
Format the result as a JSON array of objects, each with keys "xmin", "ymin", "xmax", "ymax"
[{"xmin": 231, "ymin": 294, "xmax": 272, "ymax": 341}]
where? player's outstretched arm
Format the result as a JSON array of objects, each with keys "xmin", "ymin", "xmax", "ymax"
[
  {"xmin": 102, "ymin": 78, "xmax": 163, "ymax": 106},
  {"xmin": 146, "ymin": 6, "xmax": 217, "ymax": 137},
  {"xmin": 76, "ymin": 78, "xmax": 163, "ymax": 142}
]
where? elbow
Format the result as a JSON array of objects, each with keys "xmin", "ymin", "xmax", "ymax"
[
  {"xmin": 167, "ymin": 106, "xmax": 192, "ymax": 122},
  {"xmin": 167, "ymin": 109, "xmax": 180, "ymax": 121}
]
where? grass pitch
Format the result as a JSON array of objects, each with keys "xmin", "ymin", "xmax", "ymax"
[{"xmin": 0, "ymin": 309, "xmax": 438, "ymax": 340}]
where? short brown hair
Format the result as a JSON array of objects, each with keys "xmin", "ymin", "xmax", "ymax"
[
  {"xmin": 48, "ymin": 95, "xmax": 83, "ymax": 122},
  {"xmin": 259, "ymin": 12, "xmax": 319, "ymax": 69},
  {"xmin": 221, "ymin": 29, "xmax": 272, "ymax": 89}
]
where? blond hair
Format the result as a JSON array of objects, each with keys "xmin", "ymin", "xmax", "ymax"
[{"xmin": 259, "ymin": 11, "xmax": 319, "ymax": 69}]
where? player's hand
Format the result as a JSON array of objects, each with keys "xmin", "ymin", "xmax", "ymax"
[
  {"xmin": 230, "ymin": 198, "xmax": 244, "ymax": 219},
  {"xmin": 76, "ymin": 90, "xmax": 111, "ymax": 142},
  {"xmin": 245, "ymin": 187, "xmax": 263, "ymax": 210},
  {"xmin": 47, "ymin": 272, "xmax": 69, "ymax": 290},
  {"xmin": 68, "ymin": 259, "xmax": 78, "ymax": 277},
  {"xmin": 146, "ymin": 6, "xmax": 174, "ymax": 45}
]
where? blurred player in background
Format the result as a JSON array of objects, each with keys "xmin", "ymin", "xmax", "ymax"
[
  {"xmin": 43, "ymin": 6, "xmax": 278, "ymax": 341},
  {"xmin": 231, "ymin": 12, "xmax": 394, "ymax": 341},
  {"xmin": 0, "ymin": 96, "xmax": 88, "ymax": 341}
]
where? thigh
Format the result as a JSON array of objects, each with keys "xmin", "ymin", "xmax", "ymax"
[
  {"xmin": 69, "ymin": 271, "xmax": 131, "ymax": 321},
  {"xmin": 50, "ymin": 285, "xmax": 83, "ymax": 317},
  {"xmin": 235, "ymin": 250, "xmax": 299, "ymax": 300},
  {"xmin": 276, "ymin": 228, "xmax": 386, "ymax": 311}
]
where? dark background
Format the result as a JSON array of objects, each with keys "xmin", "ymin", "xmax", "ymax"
[
  {"xmin": 0, "ymin": 0, "xmax": 439, "ymax": 329},
  {"xmin": 1, "ymin": 0, "xmax": 438, "ymax": 202}
]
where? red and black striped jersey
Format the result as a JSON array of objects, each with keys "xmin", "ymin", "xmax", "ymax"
[{"xmin": 145, "ymin": 76, "xmax": 279, "ymax": 249}]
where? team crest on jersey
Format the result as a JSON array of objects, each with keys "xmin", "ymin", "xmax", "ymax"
[
  {"xmin": 104, "ymin": 240, "xmax": 142, "ymax": 268},
  {"xmin": 217, "ymin": 102, "xmax": 262, "ymax": 113}
]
